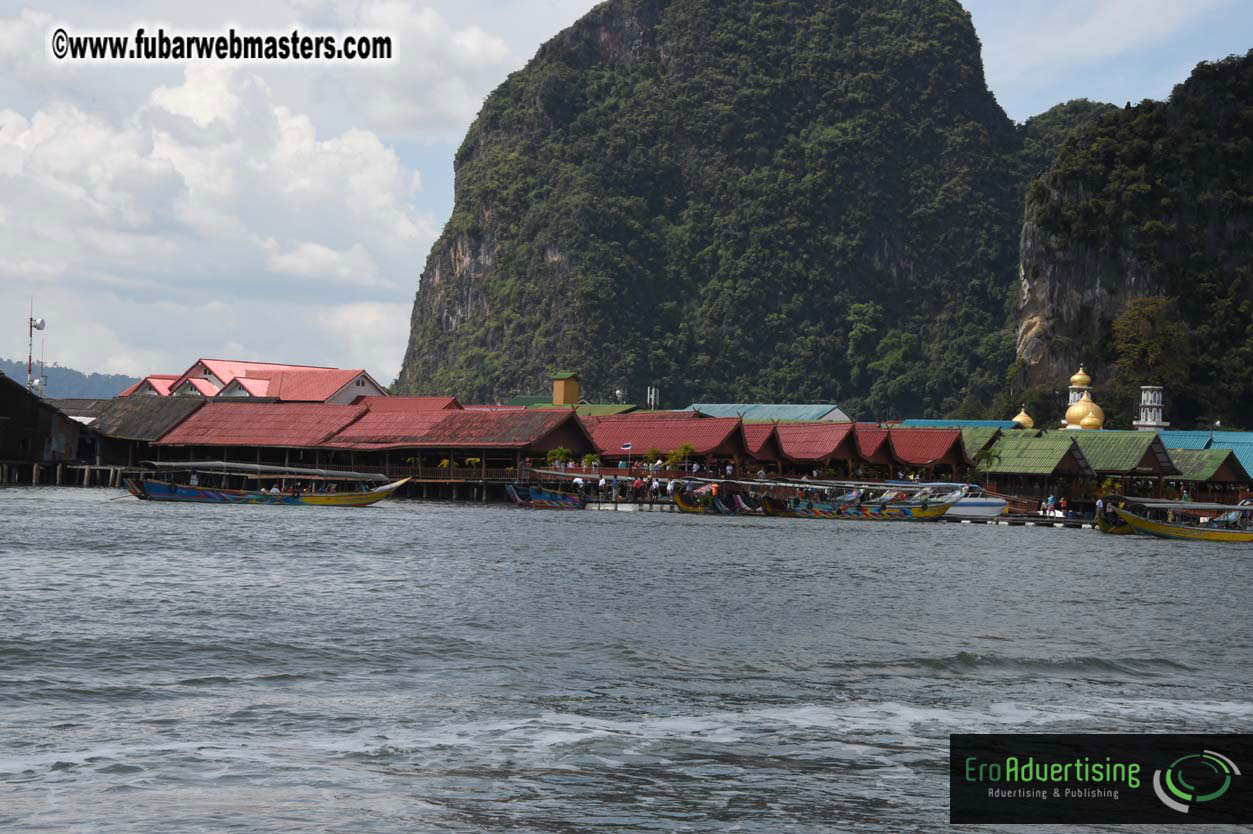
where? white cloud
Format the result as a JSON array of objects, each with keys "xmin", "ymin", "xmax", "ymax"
[{"xmin": 0, "ymin": 60, "xmax": 434, "ymax": 380}]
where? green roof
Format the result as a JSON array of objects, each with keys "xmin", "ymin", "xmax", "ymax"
[
  {"xmin": 1068, "ymin": 430, "xmax": 1177, "ymax": 475},
  {"xmin": 563, "ymin": 403, "xmax": 636, "ymax": 415},
  {"xmin": 505, "ymin": 394, "xmax": 553, "ymax": 407},
  {"xmin": 550, "ymin": 371, "xmax": 579, "ymax": 380},
  {"xmin": 960, "ymin": 427, "xmax": 1002, "ymax": 454},
  {"xmin": 978, "ymin": 433, "xmax": 1094, "ymax": 477},
  {"xmin": 1168, "ymin": 448, "xmax": 1248, "ymax": 482}
]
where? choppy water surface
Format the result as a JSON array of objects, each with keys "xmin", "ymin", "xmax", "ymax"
[{"xmin": 1, "ymin": 487, "xmax": 1251, "ymax": 832}]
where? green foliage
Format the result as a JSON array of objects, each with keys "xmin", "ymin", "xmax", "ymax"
[
  {"xmin": 546, "ymin": 447, "xmax": 573, "ymax": 464},
  {"xmin": 1024, "ymin": 51, "xmax": 1253, "ymax": 426},
  {"xmin": 666, "ymin": 442, "xmax": 696, "ymax": 467},
  {"xmin": 1112, "ymin": 298, "xmax": 1190, "ymax": 390},
  {"xmin": 399, "ymin": 0, "xmax": 1027, "ymax": 418},
  {"xmin": 581, "ymin": 453, "xmax": 602, "ymax": 467}
]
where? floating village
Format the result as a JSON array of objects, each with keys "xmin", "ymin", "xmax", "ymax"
[{"xmin": 4, "ymin": 347, "xmax": 1253, "ymax": 542}]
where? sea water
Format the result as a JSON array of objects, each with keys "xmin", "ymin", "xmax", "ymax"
[{"xmin": 1, "ymin": 487, "xmax": 1250, "ymax": 832}]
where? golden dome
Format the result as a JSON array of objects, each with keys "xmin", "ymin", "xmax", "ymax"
[
  {"xmin": 1065, "ymin": 391, "xmax": 1105, "ymax": 429},
  {"xmin": 1070, "ymin": 365, "xmax": 1092, "ymax": 387},
  {"xmin": 1080, "ymin": 411, "xmax": 1103, "ymax": 430},
  {"xmin": 1012, "ymin": 406, "xmax": 1034, "ymax": 429}
]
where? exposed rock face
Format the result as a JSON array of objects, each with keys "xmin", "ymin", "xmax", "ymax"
[
  {"xmin": 1014, "ymin": 51, "xmax": 1253, "ymax": 422},
  {"xmin": 397, "ymin": 0, "xmax": 1027, "ymax": 416}
]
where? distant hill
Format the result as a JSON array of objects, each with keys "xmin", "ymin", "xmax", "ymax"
[
  {"xmin": 1016, "ymin": 50, "xmax": 1253, "ymax": 427},
  {"xmin": 0, "ymin": 358, "xmax": 137, "ymax": 399},
  {"xmin": 397, "ymin": 0, "xmax": 1115, "ymax": 419}
]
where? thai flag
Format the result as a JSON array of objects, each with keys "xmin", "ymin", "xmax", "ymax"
[{"xmin": 620, "ymin": 442, "xmax": 633, "ymax": 451}]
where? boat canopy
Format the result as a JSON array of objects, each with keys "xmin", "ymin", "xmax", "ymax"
[
  {"xmin": 1116, "ymin": 496, "xmax": 1253, "ymax": 513},
  {"xmin": 140, "ymin": 460, "xmax": 388, "ymax": 482}
]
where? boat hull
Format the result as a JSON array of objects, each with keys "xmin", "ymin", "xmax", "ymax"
[
  {"xmin": 761, "ymin": 495, "xmax": 953, "ymax": 521},
  {"xmin": 1112, "ymin": 506, "xmax": 1253, "ymax": 542},
  {"xmin": 126, "ymin": 478, "xmax": 408, "ymax": 507},
  {"xmin": 507, "ymin": 484, "xmax": 585, "ymax": 509},
  {"xmin": 949, "ymin": 497, "xmax": 1008, "ymax": 518},
  {"xmin": 673, "ymin": 490, "xmax": 708, "ymax": 514}
]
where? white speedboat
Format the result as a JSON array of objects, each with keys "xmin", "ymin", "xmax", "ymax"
[{"xmin": 901, "ymin": 482, "xmax": 1007, "ymax": 518}]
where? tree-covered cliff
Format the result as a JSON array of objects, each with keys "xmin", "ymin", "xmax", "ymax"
[
  {"xmin": 399, "ymin": 0, "xmax": 1030, "ymax": 416},
  {"xmin": 1016, "ymin": 51, "xmax": 1253, "ymax": 427}
]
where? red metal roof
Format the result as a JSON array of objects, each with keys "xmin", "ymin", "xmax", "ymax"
[
  {"xmin": 462, "ymin": 404, "xmax": 527, "ymax": 412},
  {"xmin": 854, "ymin": 424, "xmax": 892, "ymax": 463},
  {"xmin": 325, "ymin": 409, "xmax": 455, "ymax": 448},
  {"xmin": 246, "ymin": 368, "xmax": 365, "ymax": 402},
  {"xmin": 168, "ymin": 358, "xmax": 335, "ymax": 395},
  {"xmin": 118, "ymin": 374, "xmax": 179, "ymax": 397},
  {"xmin": 888, "ymin": 427, "xmax": 972, "ymax": 467},
  {"xmin": 179, "ymin": 377, "xmax": 221, "ymax": 396},
  {"xmin": 417, "ymin": 410, "xmax": 589, "ymax": 449},
  {"xmin": 326, "ymin": 408, "xmax": 590, "ymax": 450},
  {"xmin": 231, "ymin": 377, "xmax": 271, "ymax": 397},
  {"xmin": 589, "ymin": 415, "xmax": 744, "ymax": 456},
  {"xmin": 742, "ymin": 423, "xmax": 776, "ymax": 455},
  {"xmin": 362, "ymin": 396, "xmax": 463, "ymax": 411},
  {"xmin": 156, "ymin": 402, "xmax": 365, "ymax": 447},
  {"xmin": 776, "ymin": 422, "xmax": 855, "ymax": 462}
]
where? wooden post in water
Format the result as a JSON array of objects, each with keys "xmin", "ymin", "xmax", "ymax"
[
  {"xmin": 32, "ymin": 464, "xmax": 40, "ymax": 485},
  {"xmin": 82, "ymin": 467, "xmax": 89, "ymax": 487},
  {"xmin": 56, "ymin": 463, "xmax": 63, "ymax": 485}
]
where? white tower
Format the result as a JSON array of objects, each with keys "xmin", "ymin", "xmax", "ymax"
[{"xmin": 1132, "ymin": 385, "xmax": 1169, "ymax": 431}]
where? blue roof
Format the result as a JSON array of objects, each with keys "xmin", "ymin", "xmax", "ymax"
[
  {"xmin": 1214, "ymin": 443, "xmax": 1253, "ymax": 479},
  {"xmin": 1158, "ymin": 430, "xmax": 1214, "ymax": 450},
  {"xmin": 685, "ymin": 403, "xmax": 849, "ymax": 421},
  {"xmin": 1208, "ymin": 432, "xmax": 1253, "ymax": 446},
  {"xmin": 897, "ymin": 419, "xmax": 1020, "ymax": 429}
]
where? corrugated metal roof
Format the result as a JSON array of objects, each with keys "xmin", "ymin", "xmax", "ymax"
[
  {"xmin": 168, "ymin": 358, "xmax": 336, "ymax": 396},
  {"xmin": 1168, "ymin": 448, "xmax": 1250, "ymax": 482},
  {"xmin": 590, "ymin": 415, "xmax": 744, "ymax": 456},
  {"xmin": 363, "ymin": 396, "xmax": 462, "ymax": 411},
  {"xmin": 47, "ymin": 398, "xmax": 114, "ymax": 419},
  {"xmin": 854, "ymin": 424, "xmax": 891, "ymax": 462},
  {"xmin": 1157, "ymin": 430, "xmax": 1213, "ymax": 450},
  {"xmin": 1212, "ymin": 442, "xmax": 1253, "ymax": 480},
  {"xmin": 91, "ymin": 397, "xmax": 208, "ymax": 441},
  {"xmin": 980, "ymin": 433, "xmax": 1095, "ymax": 477},
  {"xmin": 1070, "ymin": 430, "xmax": 1178, "ymax": 475},
  {"xmin": 685, "ymin": 403, "xmax": 849, "ymax": 421},
  {"xmin": 326, "ymin": 409, "xmax": 452, "ymax": 447},
  {"xmin": 417, "ymin": 410, "xmax": 588, "ymax": 448},
  {"xmin": 897, "ymin": 419, "xmax": 1019, "ymax": 429},
  {"xmin": 960, "ymin": 427, "xmax": 1002, "ymax": 454},
  {"xmin": 322, "ymin": 408, "xmax": 591, "ymax": 450},
  {"xmin": 259, "ymin": 369, "xmax": 367, "ymax": 401},
  {"xmin": 118, "ymin": 374, "xmax": 179, "ymax": 397},
  {"xmin": 775, "ymin": 422, "xmax": 854, "ymax": 462},
  {"xmin": 1208, "ymin": 432, "xmax": 1253, "ymax": 445},
  {"xmin": 156, "ymin": 402, "xmax": 365, "ymax": 447},
  {"xmin": 888, "ymin": 428, "xmax": 971, "ymax": 466}
]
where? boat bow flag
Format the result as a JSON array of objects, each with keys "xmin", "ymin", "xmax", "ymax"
[{"xmin": 620, "ymin": 443, "xmax": 633, "ymax": 451}]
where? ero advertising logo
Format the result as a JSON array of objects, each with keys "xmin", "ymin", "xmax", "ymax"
[
  {"xmin": 1153, "ymin": 750, "xmax": 1241, "ymax": 813},
  {"xmin": 950, "ymin": 734, "xmax": 1253, "ymax": 824}
]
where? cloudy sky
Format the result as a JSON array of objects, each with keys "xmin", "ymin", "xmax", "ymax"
[{"xmin": 1, "ymin": 0, "xmax": 1250, "ymax": 383}]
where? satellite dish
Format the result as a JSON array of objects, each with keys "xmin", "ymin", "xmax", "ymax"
[{"xmin": 32, "ymin": 318, "xmax": 46, "ymax": 330}]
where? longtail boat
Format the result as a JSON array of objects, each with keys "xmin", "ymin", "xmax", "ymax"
[
  {"xmin": 126, "ymin": 461, "xmax": 408, "ymax": 508},
  {"xmin": 1109, "ymin": 501, "xmax": 1253, "ymax": 542},
  {"xmin": 761, "ymin": 488, "xmax": 959, "ymax": 521},
  {"xmin": 673, "ymin": 489, "xmax": 710, "ymax": 514},
  {"xmin": 506, "ymin": 484, "xmax": 585, "ymax": 509}
]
